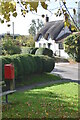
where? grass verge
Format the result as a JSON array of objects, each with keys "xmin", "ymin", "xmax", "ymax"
[
  {"xmin": 2, "ymin": 82, "xmax": 79, "ymax": 119},
  {"xmin": 16, "ymin": 73, "xmax": 61, "ymax": 88}
]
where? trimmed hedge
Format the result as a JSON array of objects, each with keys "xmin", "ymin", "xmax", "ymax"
[
  {"xmin": 40, "ymin": 55, "xmax": 55, "ymax": 72},
  {"xmin": 21, "ymin": 47, "xmax": 53, "ymax": 57},
  {"xmin": 2, "ymin": 54, "xmax": 55, "ymax": 82},
  {"xmin": 31, "ymin": 48, "xmax": 38, "ymax": 54},
  {"xmin": 35, "ymin": 48, "xmax": 53, "ymax": 57}
]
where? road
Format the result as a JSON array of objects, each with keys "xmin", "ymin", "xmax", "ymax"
[{"xmin": 51, "ymin": 63, "xmax": 80, "ymax": 81}]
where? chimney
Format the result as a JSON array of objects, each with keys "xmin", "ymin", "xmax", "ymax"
[
  {"xmin": 45, "ymin": 14, "xmax": 49, "ymax": 23},
  {"xmin": 7, "ymin": 32, "xmax": 10, "ymax": 36}
]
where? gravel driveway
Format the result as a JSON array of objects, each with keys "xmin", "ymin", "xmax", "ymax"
[{"xmin": 52, "ymin": 63, "xmax": 80, "ymax": 81}]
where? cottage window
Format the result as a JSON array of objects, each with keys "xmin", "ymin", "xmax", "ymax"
[
  {"xmin": 39, "ymin": 43, "xmax": 41, "ymax": 47},
  {"xmin": 43, "ymin": 43, "xmax": 46, "ymax": 48},
  {"xmin": 38, "ymin": 34, "xmax": 42, "ymax": 41},
  {"xmin": 48, "ymin": 43, "xmax": 51, "ymax": 49},
  {"xmin": 47, "ymin": 34, "xmax": 50, "ymax": 40},
  {"xmin": 59, "ymin": 43, "xmax": 64, "ymax": 49}
]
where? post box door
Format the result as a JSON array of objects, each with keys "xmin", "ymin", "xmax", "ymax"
[{"xmin": 4, "ymin": 64, "xmax": 14, "ymax": 80}]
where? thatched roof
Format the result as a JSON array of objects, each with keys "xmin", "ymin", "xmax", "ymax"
[
  {"xmin": 56, "ymin": 33, "xmax": 71, "ymax": 43},
  {"xmin": 34, "ymin": 20, "xmax": 71, "ymax": 42},
  {"xmin": 56, "ymin": 32, "xmax": 80, "ymax": 42}
]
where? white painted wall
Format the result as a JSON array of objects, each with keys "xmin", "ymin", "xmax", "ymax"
[
  {"xmin": 35, "ymin": 27, "xmax": 70, "ymax": 58},
  {"xmin": 35, "ymin": 38, "xmax": 69, "ymax": 58},
  {"xmin": 59, "ymin": 50, "xmax": 69, "ymax": 58},
  {"xmin": 35, "ymin": 37, "xmax": 48, "ymax": 48}
]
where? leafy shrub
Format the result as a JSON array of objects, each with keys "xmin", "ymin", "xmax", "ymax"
[
  {"xmin": 64, "ymin": 33, "xmax": 80, "ymax": 62},
  {"xmin": 21, "ymin": 47, "xmax": 38, "ymax": 54},
  {"xmin": 35, "ymin": 48, "xmax": 53, "ymax": 57},
  {"xmin": 26, "ymin": 35, "xmax": 35, "ymax": 47},
  {"xmin": 16, "ymin": 34, "xmax": 35, "ymax": 47},
  {"xmin": 2, "ymin": 54, "xmax": 55, "ymax": 83},
  {"xmin": 2, "ymin": 38, "xmax": 21, "ymax": 55},
  {"xmin": 21, "ymin": 47, "xmax": 34, "ymax": 54}
]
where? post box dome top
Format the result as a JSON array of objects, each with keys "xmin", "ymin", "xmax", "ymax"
[{"xmin": 5, "ymin": 63, "xmax": 14, "ymax": 66}]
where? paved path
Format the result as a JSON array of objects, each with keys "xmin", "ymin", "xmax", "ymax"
[
  {"xmin": 51, "ymin": 63, "xmax": 80, "ymax": 81},
  {"xmin": 16, "ymin": 79, "xmax": 71, "ymax": 92}
]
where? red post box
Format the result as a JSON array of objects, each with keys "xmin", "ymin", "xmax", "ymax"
[{"xmin": 4, "ymin": 64, "xmax": 15, "ymax": 80}]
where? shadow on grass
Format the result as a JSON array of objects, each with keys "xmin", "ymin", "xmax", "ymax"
[
  {"xmin": 15, "ymin": 73, "xmax": 61, "ymax": 89},
  {"xmin": 2, "ymin": 81, "xmax": 79, "ymax": 119}
]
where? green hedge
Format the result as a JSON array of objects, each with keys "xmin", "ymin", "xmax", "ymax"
[
  {"xmin": 40, "ymin": 55, "xmax": 55, "ymax": 72},
  {"xmin": 31, "ymin": 48, "xmax": 38, "ymax": 54},
  {"xmin": 35, "ymin": 48, "xmax": 53, "ymax": 57},
  {"xmin": 2, "ymin": 54, "xmax": 55, "ymax": 82},
  {"xmin": 21, "ymin": 47, "xmax": 53, "ymax": 57}
]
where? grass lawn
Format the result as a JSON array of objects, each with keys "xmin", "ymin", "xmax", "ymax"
[
  {"xmin": 16, "ymin": 73, "xmax": 61, "ymax": 88},
  {"xmin": 2, "ymin": 82, "xmax": 79, "ymax": 119}
]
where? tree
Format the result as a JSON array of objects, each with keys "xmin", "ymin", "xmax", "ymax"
[
  {"xmin": 0, "ymin": 0, "xmax": 47, "ymax": 23},
  {"xmin": 16, "ymin": 34, "xmax": 35, "ymax": 47},
  {"xmin": 28, "ymin": 19, "xmax": 44, "ymax": 36},
  {"xmin": 26, "ymin": 34, "xmax": 35, "ymax": 47},
  {"xmin": 0, "ymin": 0, "xmax": 79, "ymax": 31},
  {"xmin": 29, "ymin": 20, "xmax": 36, "ymax": 36},
  {"xmin": 64, "ymin": 33, "xmax": 80, "ymax": 62},
  {"xmin": 16, "ymin": 35, "xmax": 29, "ymax": 46},
  {"xmin": 36, "ymin": 19, "xmax": 44, "ymax": 32}
]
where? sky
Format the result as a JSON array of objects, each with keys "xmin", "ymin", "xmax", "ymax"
[{"xmin": 0, "ymin": 0, "xmax": 79, "ymax": 35}]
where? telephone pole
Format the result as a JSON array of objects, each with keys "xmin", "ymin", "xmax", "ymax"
[{"xmin": 12, "ymin": 22, "xmax": 14, "ymax": 39}]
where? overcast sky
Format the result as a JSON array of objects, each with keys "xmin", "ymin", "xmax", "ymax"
[{"xmin": 0, "ymin": 0, "xmax": 79, "ymax": 35}]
